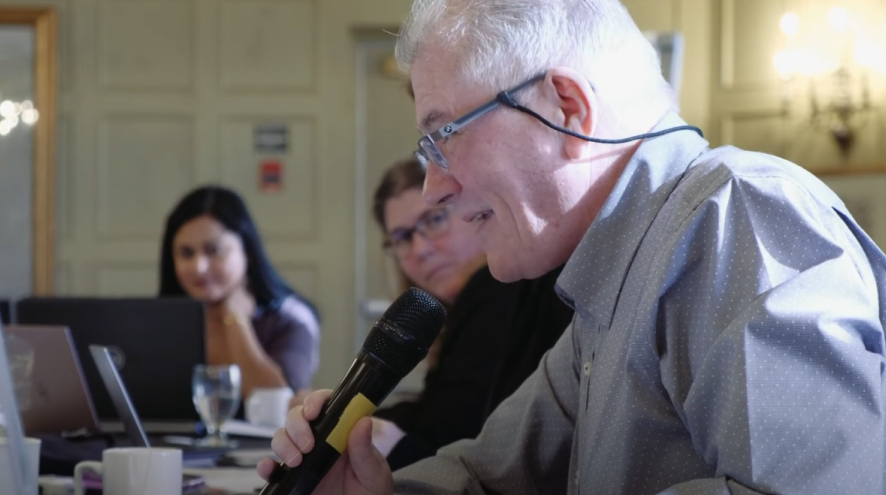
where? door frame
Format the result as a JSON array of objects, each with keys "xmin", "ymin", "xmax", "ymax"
[{"xmin": 0, "ymin": 7, "xmax": 57, "ymax": 294}]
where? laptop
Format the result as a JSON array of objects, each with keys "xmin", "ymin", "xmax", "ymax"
[
  {"xmin": 0, "ymin": 321, "xmax": 38, "ymax": 495},
  {"xmin": 15, "ymin": 297, "xmax": 205, "ymax": 426},
  {"xmin": 89, "ymin": 344, "xmax": 230, "ymax": 463},
  {"xmin": 3, "ymin": 325, "xmax": 100, "ymax": 436},
  {"xmin": 0, "ymin": 299, "xmax": 12, "ymax": 324}
]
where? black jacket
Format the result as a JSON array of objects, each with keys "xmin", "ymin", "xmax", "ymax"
[{"xmin": 374, "ymin": 265, "xmax": 574, "ymax": 470}]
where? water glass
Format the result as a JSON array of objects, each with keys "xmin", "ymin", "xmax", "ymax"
[{"xmin": 192, "ymin": 364, "xmax": 241, "ymax": 447}]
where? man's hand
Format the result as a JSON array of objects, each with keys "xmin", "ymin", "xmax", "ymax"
[
  {"xmin": 257, "ymin": 389, "xmax": 394, "ymax": 495},
  {"xmin": 288, "ymin": 388, "xmax": 313, "ymax": 409}
]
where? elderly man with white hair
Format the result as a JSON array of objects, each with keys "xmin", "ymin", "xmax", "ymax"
[{"xmin": 259, "ymin": 0, "xmax": 886, "ymax": 493}]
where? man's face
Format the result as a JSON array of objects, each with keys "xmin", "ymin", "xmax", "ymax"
[{"xmin": 411, "ymin": 48, "xmax": 596, "ymax": 282}]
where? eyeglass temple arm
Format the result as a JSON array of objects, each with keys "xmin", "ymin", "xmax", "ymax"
[{"xmin": 429, "ymin": 72, "xmax": 548, "ymax": 142}]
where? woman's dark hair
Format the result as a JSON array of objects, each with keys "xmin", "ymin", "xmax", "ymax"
[
  {"xmin": 372, "ymin": 156, "xmax": 426, "ymax": 231},
  {"xmin": 159, "ymin": 185, "xmax": 319, "ymax": 319}
]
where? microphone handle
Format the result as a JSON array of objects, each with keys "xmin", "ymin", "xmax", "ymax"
[{"xmin": 258, "ymin": 352, "xmax": 401, "ymax": 495}]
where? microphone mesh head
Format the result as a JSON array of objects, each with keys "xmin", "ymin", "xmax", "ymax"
[
  {"xmin": 381, "ymin": 287, "xmax": 447, "ymax": 350},
  {"xmin": 361, "ymin": 287, "xmax": 447, "ymax": 376}
]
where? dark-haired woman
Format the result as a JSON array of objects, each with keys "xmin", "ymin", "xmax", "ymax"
[{"xmin": 159, "ymin": 185, "xmax": 320, "ymax": 398}]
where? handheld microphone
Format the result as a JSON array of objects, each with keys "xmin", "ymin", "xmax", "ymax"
[{"xmin": 258, "ymin": 287, "xmax": 447, "ymax": 495}]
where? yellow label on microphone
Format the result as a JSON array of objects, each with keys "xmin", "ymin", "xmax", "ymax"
[{"xmin": 325, "ymin": 393, "xmax": 377, "ymax": 454}]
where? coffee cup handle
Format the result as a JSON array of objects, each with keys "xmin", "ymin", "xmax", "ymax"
[{"xmin": 73, "ymin": 460, "xmax": 103, "ymax": 495}]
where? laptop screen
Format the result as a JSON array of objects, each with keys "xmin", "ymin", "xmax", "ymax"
[
  {"xmin": 16, "ymin": 297, "xmax": 205, "ymax": 422},
  {"xmin": 0, "ymin": 322, "xmax": 37, "ymax": 495},
  {"xmin": 88, "ymin": 345, "xmax": 150, "ymax": 448}
]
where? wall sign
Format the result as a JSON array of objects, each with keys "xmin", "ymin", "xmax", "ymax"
[
  {"xmin": 259, "ymin": 160, "xmax": 283, "ymax": 192},
  {"xmin": 254, "ymin": 124, "xmax": 288, "ymax": 154}
]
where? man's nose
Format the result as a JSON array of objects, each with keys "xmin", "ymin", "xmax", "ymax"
[{"xmin": 423, "ymin": 164, "xmax": 462, "ymax": 206}]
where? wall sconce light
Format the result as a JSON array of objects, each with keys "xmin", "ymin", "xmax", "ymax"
[
  {"xmin": 773, "ymin": 6, "xmax": 885, "ymax": 157},
  {"xmin": 0, "ymin": 97, "xmax": 39, "ymax": 137}
]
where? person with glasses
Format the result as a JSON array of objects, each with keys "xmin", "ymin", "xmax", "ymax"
[
  {"xmin": 365, "ymin": 157, "xmax": 573, "ymax": 470},
  {"xmin": 262, "ymin": 0, "xmax": 886, "ymax": 493}
]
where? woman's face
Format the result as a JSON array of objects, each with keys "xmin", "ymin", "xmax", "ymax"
[
  {"xmin": 384, "ymin": 188, "xmax": 486, "ymax": 305},
  {"xmin": 172, "ymin": 215, "xmax": 248, "ymax": 304}
]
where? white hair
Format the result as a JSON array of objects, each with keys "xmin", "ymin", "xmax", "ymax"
[{"xmin": 395, "ymin": 0, "xmax": 677, "ymax": 118}]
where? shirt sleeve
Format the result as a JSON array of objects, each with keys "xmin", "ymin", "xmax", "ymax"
[
  {"xmin": 260, "ymin": 298, "xmax": 321, "ymax": 391},
  {"xmin": 392, "ymin": 318, "xmax": 579, "ymax": 494},
  {"xmin": 655, "ymin": 174, "xmax": 886, "ymax": 494}
]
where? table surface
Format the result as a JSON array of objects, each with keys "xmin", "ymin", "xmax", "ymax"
[{"xmin": 187, "ymin": 466, "xmax": 267, "ymax": 494}]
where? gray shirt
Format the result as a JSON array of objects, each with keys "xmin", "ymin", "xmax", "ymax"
[
  {"xmin": 252, "ymin": 296, "xmax": 320, "ymax": 390},
  {"xmin": 393, "ymin": 113, "xmax": 886, "ymax": 494}
]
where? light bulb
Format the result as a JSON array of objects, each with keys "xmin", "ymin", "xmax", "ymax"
[
  {"xmin": 774, "ymin": 50, "xmax": 796, "ymax": 78},
  {"xmin": 21, "ymin": 100, "xmax": 33, "ymax": 111},
  {"xmin": 0, "ymin": 120, "xmax": 12, "ymax": 136},
  {"xmin": 829, "ymin": 6, "xmax": 848, "ymax": 33},
  {"xmin": 0, "ymin": 100, "xmax": 15, "ymax": 118},
  {"xmin": 780, "ymin": 12, "xmax": 800, "ymax": 37},
  {"xmin": 21, "ymin": 108, "xmax": 39, "ymax": 125}
]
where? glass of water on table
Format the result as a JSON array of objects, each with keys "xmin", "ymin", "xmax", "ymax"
[{"xmin": 192, "ymin": 364, "xmax": 241, "ymax": 447}]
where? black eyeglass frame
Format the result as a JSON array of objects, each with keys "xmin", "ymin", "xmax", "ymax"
[{"xmin": 382, "ymin": 204, "xmax": 455, "ymax": 258}]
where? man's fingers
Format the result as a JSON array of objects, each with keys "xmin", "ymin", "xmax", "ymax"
[
  {"xmin": 303, "ymin": 389, "xmax": 334, "ymax": 420},
  {"xmin": 256, "ymin": 457, "xmax": 278, "ymax": 481}
]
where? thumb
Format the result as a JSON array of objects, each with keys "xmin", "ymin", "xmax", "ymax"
[{"xmin": 347, "ymin": 417, "xmax": 393, "ymax": 493}]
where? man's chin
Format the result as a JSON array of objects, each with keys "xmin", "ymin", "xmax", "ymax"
[{"xmin": 487, "ymin": 250, "xmax": 559, "ymax": 283}]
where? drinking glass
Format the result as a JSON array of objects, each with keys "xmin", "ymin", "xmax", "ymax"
[{"xmin": 192, "ymin": 364, "xmax": 241, "ymax": 447}]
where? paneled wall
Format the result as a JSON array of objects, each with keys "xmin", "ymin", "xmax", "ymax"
[
  {"xmin": 623, "ymin": 0, "xmax": 713, "ymax": 132},
  {"xmin": 710, "ymin": 0, "xmax": 886, "ymax": 169},
  {"xmin": 1, "ymin": 0, "xmax": 413, "ymax": 389}
]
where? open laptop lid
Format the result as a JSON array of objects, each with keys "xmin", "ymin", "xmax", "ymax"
[
  {"xmin": 5, "ymin": 325, "xmax": 100, "ymax": 436},
  {"xmin": 88, "ymin": 345, "xmax": 231, "ymax": 462},
  {"xmin": 0, "ymin": 321, "xmax": 37, "ymax": 495},
  {"xmin": 88, "ymin": 345, "xmax": 149, "ymax": 448},
  {"xmin": 16, "ymin": 297, "xmax": 205, "ymax": 423}
]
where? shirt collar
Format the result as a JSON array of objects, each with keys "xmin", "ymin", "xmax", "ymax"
[{"xmin": 556, "ymin": 112, "xmax": 710, "ymax": 328}]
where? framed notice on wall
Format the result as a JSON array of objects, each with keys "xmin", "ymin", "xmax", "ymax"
[
  {"xmin": 818, "ymin": 168, "xmax": 886, "ymax": 250},
  {"xmin": 253, "ymin": 124, "xmax": 288, "ymax": 154}
]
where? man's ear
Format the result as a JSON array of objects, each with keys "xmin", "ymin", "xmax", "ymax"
[{"xmin": 545, "ymin": 67, "xmax": 595, "ymax": 160}]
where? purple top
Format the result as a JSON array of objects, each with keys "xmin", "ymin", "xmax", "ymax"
[{"xmin": 251, "ymin": 296, "xmax": 320, "ymax": 390}]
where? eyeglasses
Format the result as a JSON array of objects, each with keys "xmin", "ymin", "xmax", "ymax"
[
  {"xmin": 415, "ymin": 72, "xmax": 705, "ymax": 173},
  {"xmin": 415, "ymin": 72, "xmax": 547, "ymax": 171},
  {"xmin": 383, "ymin": 205, "xmax": 454, "ymax": 259}
]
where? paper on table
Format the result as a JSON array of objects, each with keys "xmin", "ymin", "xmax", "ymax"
[
  {"xmin": 184, "ymin": 467, "xmax": 265, "ymax": 493},
  {"xmin": 221, "ymin": 419, "xmax": 276, "ymax": 439}
]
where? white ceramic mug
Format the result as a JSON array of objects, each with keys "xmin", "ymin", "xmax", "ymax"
[
  {"xmin": 0, "ymin": 437, "xmax": 41, "ymax": 495},
  {"xmin": 246, "ymin": 387, "xmax": 294, "ymax": 428},
  {"xmin": 73, "ymin": 447, "xmax": 182, "ymax": 495}
]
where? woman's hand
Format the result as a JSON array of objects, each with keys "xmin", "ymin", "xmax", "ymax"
[{"xmin": 219, "ymin": 284, "xmax": 256, "ymax": 329}]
